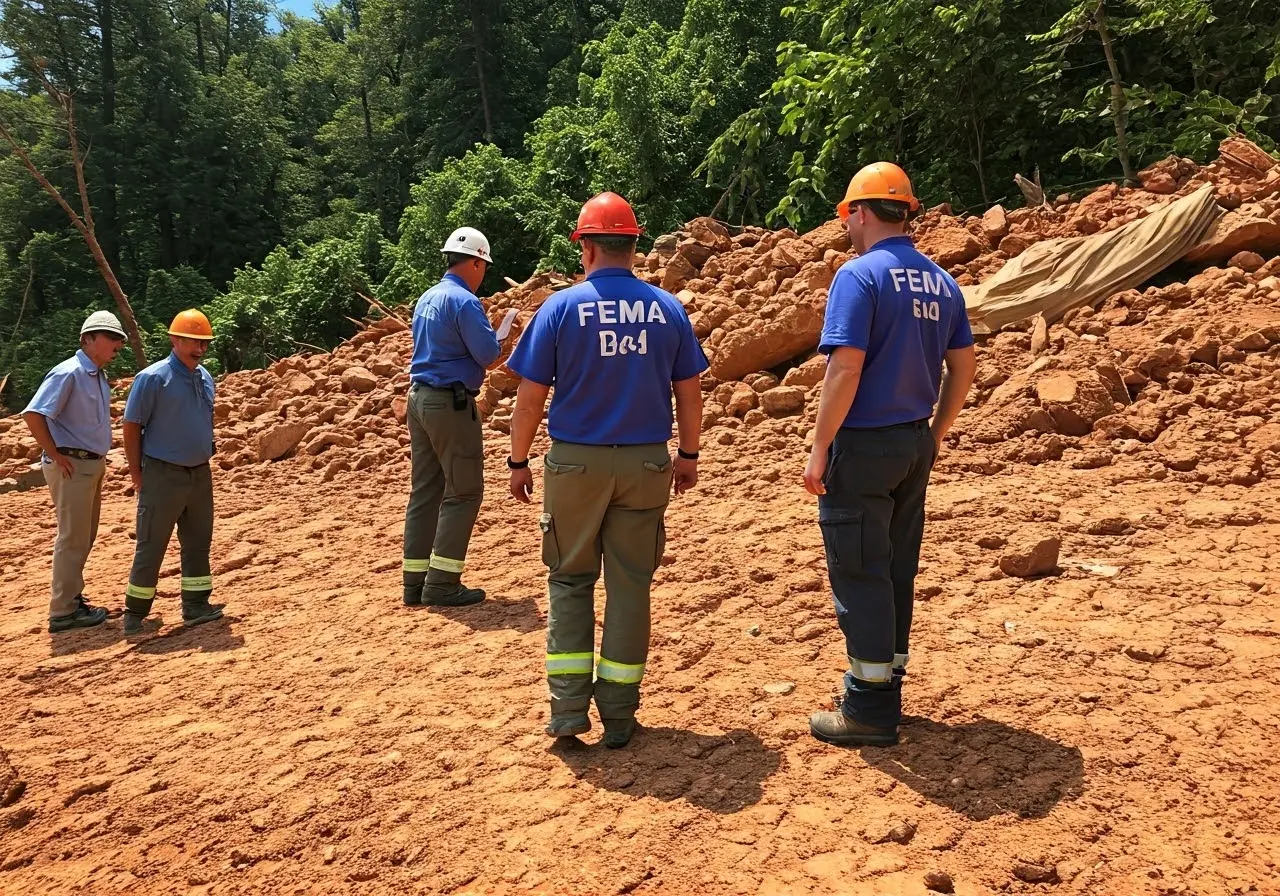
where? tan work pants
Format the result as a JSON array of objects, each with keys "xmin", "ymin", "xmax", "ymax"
[{"xmin": 43, "ymin": 455, "xmax": 107, "ymax": 619}]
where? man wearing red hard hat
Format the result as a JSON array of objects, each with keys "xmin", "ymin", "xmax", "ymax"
[
  {"xmin": 506, "ymin": 192, "xmax": 708, "ymax": 748},
  {"xmin": 803, "ymin": 162, "xmax": 977, "ymax": 747},
  {"xmin": 121, "ymin": 309, "xmax": 223, "ymax": 636}
]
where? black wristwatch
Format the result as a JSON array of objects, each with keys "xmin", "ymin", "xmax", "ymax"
[
  {"xmin": 677, "ymin": 448, "xmax": 699, "ymax": 461},
  {"xmin": 507, "ymin": 456, "xmax": 529, "ymax": 470}
]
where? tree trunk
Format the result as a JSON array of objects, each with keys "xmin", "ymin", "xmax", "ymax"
[
  {"xmin": 225, "ymin": 0, "xmax": 233, "ymax": 69},
  {"xmin": 96, "ymin": 0, "xmax": 120, "ymax": 275},
  {"xmin": 196, "ymin": 13, "xmax": 206, "ymax": 73},
  {"xmin": 1093, "ymin": 1, "xmax": 1137, "ymax": 185},
  {"xmin": 470, "ymin": 2, "xmax": 494, "ymax": 142}
]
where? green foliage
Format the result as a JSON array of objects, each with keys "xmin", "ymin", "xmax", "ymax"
[{"xmin": 1, "ymin": 0, "xmax": 1278, "ymax": 413}]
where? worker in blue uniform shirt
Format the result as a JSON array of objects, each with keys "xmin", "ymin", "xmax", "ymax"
[
  {"xmin": 122, "ymin": 309, "xmax": 223, "ymax": 636},
  {"xmin": 803, "ymin": 163, "xmax": 978, "ymax": 747},
  {"xmin": 402, "ymin": 226, "xmax": 513, "ymax": 608},
  {"xmin": 506, "ymin": 192, "xmax": 708, "ymax": 749},
  {"xmin": 22, "ymin": 310, "xmax": 127, "ymax": 633}
]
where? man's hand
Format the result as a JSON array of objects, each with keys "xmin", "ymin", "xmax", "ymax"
[
  {"xmin": 129, "ymin": 465, "xmax": 143, "ymax": 494},
  {"xmin": 803, "ymin": 446, "xmax": 828, "ymax": 496},
  {"xmin": 673, "ymin": 455, "xmax": 698, "ymax": 495},
  {"xmin": 53, "ymin": 452, "xmax": 74, "ymax": 480},
  {"xmin": 931, "ymin": 427, "xmax": 944, "ymax": 462},
  {"xmin": 510, "ymin": 467, "xmax": 534, "ymax": 503}
]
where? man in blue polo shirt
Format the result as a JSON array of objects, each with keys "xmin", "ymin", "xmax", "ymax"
[
  {"xmin": 802, "ymin": 163, "xmax": 977, "ymax": 747},
  {"xmin": 402, "ymin": 226, "xmax": 512, "ymax": 608},
  {"xmin": 121, "ymin": 309, "xmax": 222, "ymax": 636},
  {"xmin": 507, "ymin": 192, "xmax": 708, "ymax": 749},
  {"xmin": 22, "ymin": 310, "xmax": 127, "ymax": 633}
]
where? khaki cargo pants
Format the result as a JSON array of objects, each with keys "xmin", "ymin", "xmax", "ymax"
[
  {"xmin": 540, "ymin": 441, "xmax": 671, "ymax": 723},
  {"xmin": 402, "ymin": 383, "xmax": 485, "ymax": 595},
  {"xmin": 125, "ymin": 458, "xmax": 215, "ymax": 613},
  {"xmin": 43, "ymin": 455, "xmax": 107, "ymax": 618}
]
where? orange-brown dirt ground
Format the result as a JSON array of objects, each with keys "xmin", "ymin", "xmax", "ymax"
[{"xmin": 2, "ymin": 141, "xmax": 1280, "ymax": 896}]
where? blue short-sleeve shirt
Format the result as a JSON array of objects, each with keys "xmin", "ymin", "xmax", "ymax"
[
  {"xmin": 409, "ymin": 272, "xmax": 501, "ymax": 392},
  {"xmin": 507, "ymin": 268, "xmax": 709, "ymax": 445},
  {"xmin": 23, "ymin": 349, "xmax": 113, "ymax": 457},
  {"xmin": 820, "ymin": 236, "xmax": 974, "ymax": 428},
  {"xmin": 123, "ymin": 353, "xmax": 216, "ymax": 467}
]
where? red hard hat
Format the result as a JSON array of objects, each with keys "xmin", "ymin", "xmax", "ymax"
[{"xmin": 570, "ymin": 192, "xmax": 644, "ymax": 242}]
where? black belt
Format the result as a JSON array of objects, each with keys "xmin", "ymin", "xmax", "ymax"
[
  {"xmin": 412, "ymin": 381, "xmax": 479, "ymax": 397},
  {"xmin": 56, "ymin": 447, "xmax": 102, "ymax": 460}
]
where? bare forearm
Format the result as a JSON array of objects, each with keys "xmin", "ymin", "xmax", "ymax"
[
  {"xmin": 509, "ymin": 381, "xmax": 549, "ymax": 462},
  {"xmin": 673, "ymin": 378, "xmax": 702, "ymax": 454},
  {"xmin": 932, "ymin": 349, "xmax": 977, "ymax": 440},
  {"xmin": 22, "ymin": 412, "xmax": 59, "ymax": 457},
  {"xmin": 123, "ymin": 422, "xmax": 143, "ymax": 471},
  {"xmin": 812, "ymin": 366, "xmax": 860, "ymax": 454}
]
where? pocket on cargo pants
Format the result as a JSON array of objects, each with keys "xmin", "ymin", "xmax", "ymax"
[{"xmin": 819, "ymin": 507, "xmax": 864, "ymax": 573}]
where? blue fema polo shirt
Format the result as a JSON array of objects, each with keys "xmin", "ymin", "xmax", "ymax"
[{"xmin": 507, "ymin": 267, "xmax": 709, "ymax": 445}]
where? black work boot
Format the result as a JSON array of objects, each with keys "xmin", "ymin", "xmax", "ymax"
[
  {"xmin": 545, "ymin": 715, "xmax": 591, "ymax": 739},
  {"xmin": 601, "ymin": 718, "xmax": 636, "ymax": 749},
  {"xmin": 422, "ymin": 582, "xmax": 485, "ymax": 607},
  {"xmin": 403, "ymin": 584, "xmax": 424, "ymax": 607},
  {"xmin": 123, "ymin": 596, "xmax": 155, "ymax": 636},
  {"xmin": 809, "ymin": 710, "xmax": 898, "ymax": 747},
  {"xmin": 181, "ymin": 592, "xmax": 224, "ymax": 626},
  {"xmin": 48, "ymin": 596, "xmax": 109, "ymax": 634}
]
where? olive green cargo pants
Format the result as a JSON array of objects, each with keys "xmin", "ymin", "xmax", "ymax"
[
  {"xmin": 540, "ymin": 441, "xmax": 671, "ymax": 723},
  {"xmin": 402, "ymin": 383, "xmax": 485, "ymax": 597}
]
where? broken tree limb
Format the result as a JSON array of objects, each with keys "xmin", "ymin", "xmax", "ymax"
[{"xmin": 0, "ymin": 56, "xmax": 147, "ymax": 368}]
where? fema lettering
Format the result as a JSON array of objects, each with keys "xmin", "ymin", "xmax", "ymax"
[
  {"xmin": 889, "ymin": 267, "xmax": 951, "ymax": 322},
  {"xmin": 578, "ymin": 300, "xmax": 668, "ymax": 358}
]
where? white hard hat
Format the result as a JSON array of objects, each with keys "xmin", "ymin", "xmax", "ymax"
[
  {"xmin": 441, "ymin": 227, "xmax": 492, "ymax": 263},
  {"xmin": 80, "ymin": 310, "xmax": 126, "ymax": 339}
]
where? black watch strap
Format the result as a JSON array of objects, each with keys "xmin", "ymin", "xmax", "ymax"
[
  {"xmin": 507, "ymin": 456, "xmax": 530, "ymax": 470},
  {"xmin": 677, "ymin": 448, "xmax": 699, "ymax": 461}
]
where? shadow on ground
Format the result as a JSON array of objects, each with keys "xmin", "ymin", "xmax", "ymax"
[
  {"xmin": 861, "ymin": 715, "xmax": 1084, "ymax": 821},
  {"xmin": 427, "ymin": 595, "xmax": 543, "ymax": 634},
  {"xmin": 551, "ymin": 725, "xmax": 781, "ymax": 814},
  {"xmin": 131, "ymin": 617, "xmax": 245, "ymax": 655}
]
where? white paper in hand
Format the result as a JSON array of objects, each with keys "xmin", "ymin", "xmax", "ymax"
[{"xmin": 495, "ymin": 308, "xmax": 519, "ymax": 341}]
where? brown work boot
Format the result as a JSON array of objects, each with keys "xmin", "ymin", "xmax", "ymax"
[{"xmin": 809, "ymin": 710, "xmax": 898, "ymax": 747}]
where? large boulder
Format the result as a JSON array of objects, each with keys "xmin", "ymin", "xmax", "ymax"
[
  {"xmin": 708, "ymin": 299, "xmax": 825, "ymax": 382},
  {"xmin": 340, "ymin": 366, "xmax": 378, "ymax": 394},
  {"xmin": 760, "ymin": 386, "xmax": 805, "ymax": 417},
  {"xmin": 255, "ymin": 422, "xmax": 310, "ymax": 462},
  {"xmin": 1184, "ymin": 207, "xmax": 1280, "ymax": 265},
  {"xmin": 917, "ymin": 224, "xmax": 983, "ymax": 268},
  {"xmin": 1034, "ymin": 372, "xmax": 1116, "ymax": 436}
]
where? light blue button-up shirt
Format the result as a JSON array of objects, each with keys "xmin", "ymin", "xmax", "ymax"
[
  {"xmin": 23, "ymin": 349, "xmax": 113, "ymax": 456},
  {"xmin": 123, "ymin": 353, "xmax": 216, "ymax": 467},
  {"xmin": 409, "ymin": 272, "xmax": 501, "ymax": 392}
]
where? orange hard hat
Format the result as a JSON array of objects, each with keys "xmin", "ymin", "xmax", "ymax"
[
  {"xmin": 837, "ymin": 162, "xmax": 921, "ymax": 219},
  {"xmin": 168, "ymin": 309, "xmax": 214, "ymax": 340},
  {"xmin": 570, "ymin": 191, "xmax": 644, "ymax": 242}
]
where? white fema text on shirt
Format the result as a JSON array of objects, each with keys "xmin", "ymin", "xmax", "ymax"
[
  {"xmin": 576, "ymin": 299, "xmax": 669, "ymax": 357},
  {"xmin": 888, "ymin": 268, "xmax": 953, "ymax": 323}
]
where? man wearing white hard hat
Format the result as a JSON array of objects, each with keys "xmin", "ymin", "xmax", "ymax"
[
  {"xmin": 401, "ymin": 226, "xmax": 511, "ymax": 607},
  {"xmin": 21, "ymin": 310, "xmax": 127, "ymax": 633}
]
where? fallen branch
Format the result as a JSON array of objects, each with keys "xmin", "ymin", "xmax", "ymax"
[{"xmin": 358, "ymin": 291, "xmax": 407, "ymax": 324}]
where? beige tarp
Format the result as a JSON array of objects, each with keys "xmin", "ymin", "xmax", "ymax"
[{"xmin": 962, "ymin": 184, "xmax": 1223, "ymax": 334}]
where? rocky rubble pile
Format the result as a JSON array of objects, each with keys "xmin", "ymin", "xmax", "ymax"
[{"xmin": 2, "ymin": 138, "xmax": 1279, "ymax": 491}]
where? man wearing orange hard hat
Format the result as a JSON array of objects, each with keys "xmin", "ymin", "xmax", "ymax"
[
  {"xmin": 803, "ymin": 162, "xmax": 976, "ymax": 747},
  {"xmin": 121, "ymin": 309, "xmax": 223, "ymax": 636},
  {"xmin": 507, "ymin": 191, "xmax": 708, "ymax": 748}
]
